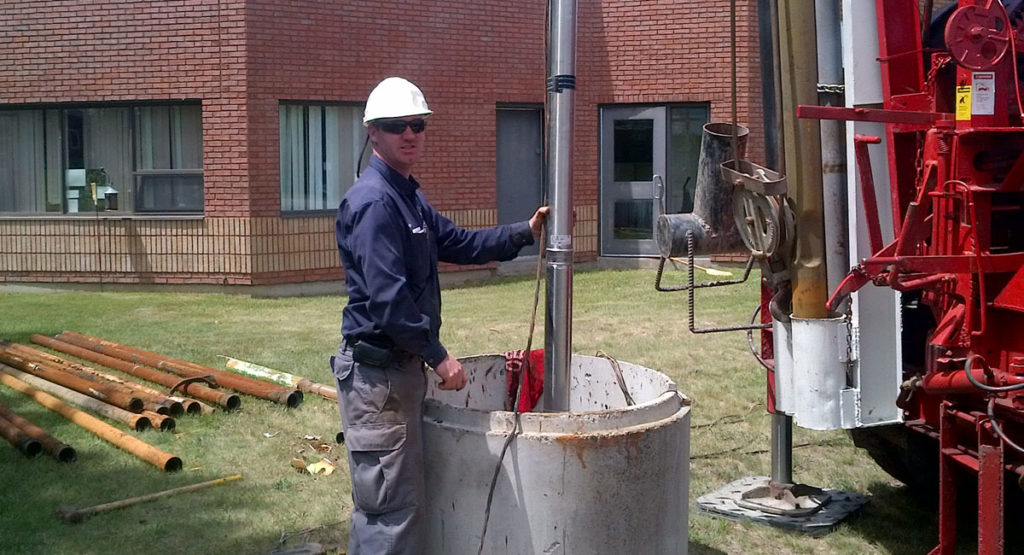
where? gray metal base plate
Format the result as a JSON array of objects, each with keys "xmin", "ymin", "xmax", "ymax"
[{"xmin": 695, "ymin": 476, "xmax": 869, "ymax": 537}]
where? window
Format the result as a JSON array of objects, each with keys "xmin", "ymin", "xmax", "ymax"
[
  {"xmin": 0, "ymin": 103, "xmax": 203, "ymax": 215},
  {"xmin": 135, "ymin": 105, "xmax": 204, "ymax": 212},
  {"xmin": 280, "ymin": 103, "xmax": 367, "ymax": 212}
]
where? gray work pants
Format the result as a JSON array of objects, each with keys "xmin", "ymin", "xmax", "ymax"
[{"xmin": 332, "ymin": 346, "xmax": 427, "ymax": 555}]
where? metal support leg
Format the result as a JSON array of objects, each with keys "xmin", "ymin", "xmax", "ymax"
[
  {"xmin": 978, "ymin": 425, "xmax": 1005, "ymax": 555},
  {"xmin": 933, "ymin": 403, "xmax": 957, "ymax": 555},
  {"xmin": 770, "ymin": 413, "xmax": 793, "ymax": 485}
]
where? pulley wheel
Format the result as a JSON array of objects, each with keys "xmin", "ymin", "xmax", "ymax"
[
  {"xmin": 732, "ymin": 189, "xmax": 779, "ymax": 257},
  {"xmin": 774, "ymin": 195, "xmax": 796, "ymax": 260},
  {"xmin": 945, "ymin": 3, "xmax": 1012, "ymax": 71}
]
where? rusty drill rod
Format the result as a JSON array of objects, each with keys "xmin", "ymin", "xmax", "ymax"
[
  {"xmin": 141, "ymin": 410, "xmax": 175, "ymax": 432},
  {"xmin": 0, "ymin": 365, "xmax": 180, "ymax": 471},
  {"xmin": 0, "ymin": 412, "xmax": 42, "ymax": 457},
  {"xmin": 57, "ymin": 332, "xmax": 302, "ymax": 408},
  {"xmin": 57, "ymin": 473, "xmax": 242, "ymax": 524},
  {"xmin": 0, "ymin": 350, "xmax": 145, "ymax": 413},
  {"xmin": 5, "ymin": 343, "xmax": 185, "ymax": 416},
  {"xmin": 169, "ymin": 395, "xmax": 208, "ymax": 415},
  {"xmin": 0, "ymin": 365, "xmax": 152, "ymax": 432},
  {"xmin": 302, "ymin": 380, "xmax": 339, "ymax": 401},
  {"xmin": 32, "ymin": 335, "xmax": 240, "ymax": 411},
  {"xmin": 0, "ymin": 401, "xmax": 76, "ymax": 462}
]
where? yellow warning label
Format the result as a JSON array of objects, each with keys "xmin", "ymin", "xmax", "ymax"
[{"xmin": 956, "ymin": 85, "xmax": 972, "ymax": 120}]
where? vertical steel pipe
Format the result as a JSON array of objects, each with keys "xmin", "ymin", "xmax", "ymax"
[
  {"xmin": 0, "ymin": 401, "xmax": 76, "ymax": 462},
  {"xmin": 0, "ymin": 366, "xmax": 180, "ymax": 471},
  {"xmin": 779, "ymin": 0, "xmax": 829, "ymax": 319},
  {"xmin": 814, "ymin": 0, "xmax": 849, "ymax": 302},
  {"xmin": 32, "ymin": 334, "xmax": 240, "ymax": 411},
  {"xmin": 543, "ymin": 0, "xmax": 578, "ymax": 412},
  {"xmin": 770, "ymin": 413, "xmax": 794, "ymax": 484}
]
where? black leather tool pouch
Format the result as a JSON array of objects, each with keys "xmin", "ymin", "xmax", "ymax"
[{"xmin": 352, "ymin": 340, "xmax": 393, "ymax": 367}]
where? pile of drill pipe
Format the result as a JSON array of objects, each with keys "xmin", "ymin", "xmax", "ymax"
[
  {"xmin": 1, "ymin": 344, "xmax": 178, "ymax": 428},
  {"xmin": 1, "ymin": 365, "xmax": 153, "ymax": 431},
  {"xmin": 7, "ymin": 342, "xmax": 198, "ymax": 416},
  {"xmin": 0, "ymin": 401, "xmax": 76, "ymax": 462},
  {"xmin": 0, "ymin": 348, "xmax": 147, "ymax": 414},
  {"xmin": 0, "ymin": 364, "xmax": 181, "ymax": 471},
  {"xmin": 1, "ymin": 356, "xmax": 175, "ymax": 431},
  {"xmin": 32, "ymin": 334, "xmax": 240, "ymax": 411},
  {"xmin": 222, "ymin": 356, "xmax": 338, "ymax": 401},
  {"xmin": 55, "ymin": 332, "xmax": 303, "ymax": 408}
]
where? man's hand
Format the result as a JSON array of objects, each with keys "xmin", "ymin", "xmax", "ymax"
[
  {"xmin": 529, "ymin": 206, "xmax": 550, "ymax": 238},
  {"xmin": 434, "ymin": 355, "xmax": 467, "ymax": 391}
]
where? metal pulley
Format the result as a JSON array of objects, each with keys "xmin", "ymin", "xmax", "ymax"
[
  {"xmin": 731, "ymin": 190, "xmax": 795, "ymax": 259},
  {"xmin": 945, "ymin": 1, "xmax": 1012, "ymax": 70},
  {"xmin": 720, "ymin": 159, "xmax": 787, "ymax": 196},
  {"xmin": 733, "ymin": 189, "xmax": 779, "ymax": 257}
]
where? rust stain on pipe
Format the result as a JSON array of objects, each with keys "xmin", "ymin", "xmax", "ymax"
[
  {"xmin": 0, "ymin": 349, "xmax": 145, "ymax": 413},
  {"xmin": 0, "ymin": 367, "xmax": 179, "ymax": 471},
  {"xmin": 8, "ymin": 343, "xmax": 187, "ymax": 417},
  {"xmin": 0, "ymin": 401, "xmax": 76, "ymax": 462},
  {"xmin": 0, "ymin": 365, "xmax": 152, "ymax": 432},
  {"xmin": 32, "ymin": 335, "xmax": 240, "ymax": 411},
  {"xmin": 141, "ymin": 410, "xmax": 175, "ymax": 432},
  {"xmin": 0, "ymin": 412, "xmax": 42, "ymax": 457},
  {"xmin": 57, "ymin": 332, "xmax": 302, "ymax": 408}
]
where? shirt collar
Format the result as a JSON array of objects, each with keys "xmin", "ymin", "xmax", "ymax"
[{"xmin": 369, "ymin": 155, "xmax": 420, "ymax": 196}]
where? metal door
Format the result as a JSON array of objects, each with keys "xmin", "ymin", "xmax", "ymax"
[
  {"xmin": 600, "ymin": 106, "xmax": 666, "ymax": 256},
  {"xmin": 497, "ymin": 106, "xmax": 544, "ymax": 256}
]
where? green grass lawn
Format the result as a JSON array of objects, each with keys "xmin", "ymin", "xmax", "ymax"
[{"xmin": 0, "ymin": 267, "xmax": 938, "ymax": 553}]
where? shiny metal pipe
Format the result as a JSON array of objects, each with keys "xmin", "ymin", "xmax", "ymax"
[
  {"xmin": 770, "ymin": 413, "xmax": 794, "ymax": 484},
  {"xmin": 815, "ymin": 0, "xmax": 849, "ymax": 306},
  {"xmin": 543, "ymin": 0, "xmax": 577, "ymax": 412}
]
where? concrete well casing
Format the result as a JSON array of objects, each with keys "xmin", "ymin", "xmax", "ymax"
[{"xmin": 423, "ymin": 354, "xmax": 691, "ymax": 554}]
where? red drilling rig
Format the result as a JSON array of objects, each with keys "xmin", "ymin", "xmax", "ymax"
[{"xmin": 663, "ymin": 1, "xmax": 1024, "ymax": 553}]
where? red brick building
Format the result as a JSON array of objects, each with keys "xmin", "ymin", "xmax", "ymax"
[{"xmin": 0, "ymin": 0, "xmax": 763, "ymax": 290}]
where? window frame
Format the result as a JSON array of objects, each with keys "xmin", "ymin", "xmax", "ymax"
[
  {"xmin": 279, "ymin": 100, "xmax": 368, "ymax": 215},
  {"xmin": 0, "ymin": 100, "xmax": 204, "ymax": 217}
]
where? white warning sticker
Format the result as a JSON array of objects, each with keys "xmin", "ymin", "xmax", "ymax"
[{"xmin": 972, "ymin": 72, "xmax": 995, "ymax": 116}]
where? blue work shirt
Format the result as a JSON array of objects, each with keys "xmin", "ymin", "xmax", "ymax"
[{"xmin": 336, "ymin": 155, "xmax": 535, "ymax": 368}]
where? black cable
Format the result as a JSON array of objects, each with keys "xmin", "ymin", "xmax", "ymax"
[
  {"xmin": 964, "ymin": 354, "xmax": 1024, "ymax": 393},
  {"xmin": 986, "ymin": 397, "xmax": 1024, "ymax": 454},
  {"xmin": 477, "ymin": 224, "xmax": 545, "ymax": 555},
  {"xmin": 745, "ymin": 304, "xmax": 771, "ymax": 371},
  {"xmin": 355, "ymin": 134, "xmax": 371, "ymax": 178}
]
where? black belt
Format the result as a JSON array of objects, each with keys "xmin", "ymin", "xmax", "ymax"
[{"xmin": 344, "ymin": 334, "xmax": 412, "ymax": 366}]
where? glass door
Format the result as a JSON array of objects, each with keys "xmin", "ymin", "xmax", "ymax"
[{"xmin": 600, "ymin": 106, "xmax": 666, "ymax": 256}]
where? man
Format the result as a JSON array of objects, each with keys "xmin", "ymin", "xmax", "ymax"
[{"xmin": 331, "ymin": 76, "xmax": 548, "ymax": 554}]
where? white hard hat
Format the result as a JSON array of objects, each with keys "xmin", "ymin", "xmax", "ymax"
[{"xmin": 362, "ymin": 77, "xmax": 432, "ymax": 125}]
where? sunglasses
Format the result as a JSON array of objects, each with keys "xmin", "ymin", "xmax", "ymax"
[{"xmin": 375, "ymin": 118, "xmax": 427, "ymax": 134}]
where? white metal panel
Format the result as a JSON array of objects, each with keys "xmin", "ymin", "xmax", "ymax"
[
  {"xmin": 791, "ymin": 316, "xmax": 848, "ymax": 430},
  {"xmin": 842, "ymin": 0, "xmax": 883, "ymax": 106},
  {"xmin": 842, "ymin": 0, "xmax": 903, "ymax": 426}
]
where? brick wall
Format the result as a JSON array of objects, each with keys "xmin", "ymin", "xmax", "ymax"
[
  {"xmin": 0, "ymin": 0, "xmax": 252, "ymax": 217},
  {"xmin": 0, "ymin": 0, "xmax": 762, "ymax": 287}
]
